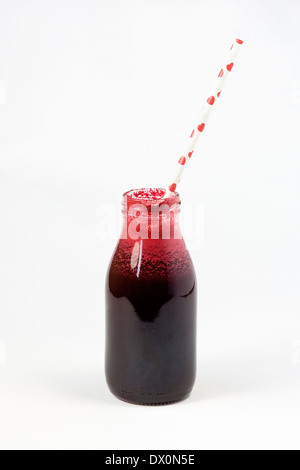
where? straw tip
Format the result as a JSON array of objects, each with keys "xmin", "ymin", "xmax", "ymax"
[{"xmin": 236, "ymin": 38, "xmax": 243, "ymax": 45}]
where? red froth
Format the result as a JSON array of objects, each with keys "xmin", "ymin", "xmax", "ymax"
[
  {"xmin": 128, "ymin": 188, "xmax": 166, "ymax": 200},
  {"xmin": 124, "ymin": 188, "xmax": 179, "ymax": 209}
]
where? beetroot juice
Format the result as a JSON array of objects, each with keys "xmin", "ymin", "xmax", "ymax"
[{"xmin": 105, "ymin": 188, "xmax": 197, "ymax": 405}]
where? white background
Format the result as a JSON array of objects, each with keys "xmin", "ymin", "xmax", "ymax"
[{"xmin": 1, "ymin": 0, "xmax": 300, "ymax": 451}]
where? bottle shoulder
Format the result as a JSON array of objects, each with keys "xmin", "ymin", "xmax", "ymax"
[{"xmin": 107, "ymin": 237, "xmax": 196, "ymax": 298}]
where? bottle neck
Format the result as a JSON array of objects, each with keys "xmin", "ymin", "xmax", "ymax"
[{"xmin": 121, "ymin": 188, "xmax": 182, "ymax": 241}]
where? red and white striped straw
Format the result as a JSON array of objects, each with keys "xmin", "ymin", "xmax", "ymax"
[{"xmin": 165, "ymin": 38, "xmax": 243, "ymax": 197}]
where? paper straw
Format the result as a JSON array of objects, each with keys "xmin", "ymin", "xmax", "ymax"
[{"xmin": 165, "ymin": 38, "xmax": 243, "ymax": 197}]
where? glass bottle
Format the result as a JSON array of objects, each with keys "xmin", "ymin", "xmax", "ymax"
[{"xmin": 105, "ymin": 188, "xmax": 197, "ymax": 405}]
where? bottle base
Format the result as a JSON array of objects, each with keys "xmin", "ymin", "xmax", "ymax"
[{"xmin": 107, "ymin": 384, "xmax": 191, "ymax": 406}]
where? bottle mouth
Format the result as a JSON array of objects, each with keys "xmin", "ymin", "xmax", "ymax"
[{"xmin": 123, "ymin": 188, "xmax": 180, "ymax": 208}]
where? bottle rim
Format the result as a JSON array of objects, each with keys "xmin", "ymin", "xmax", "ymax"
[{"xmin": 122, "ymin": 188, "xmax": 181, "ymax": 209}]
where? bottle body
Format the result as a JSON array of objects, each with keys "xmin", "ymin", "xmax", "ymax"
[{"xmin": 105, "ymin": 189, "xmax": 197, "ymax": 405}]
